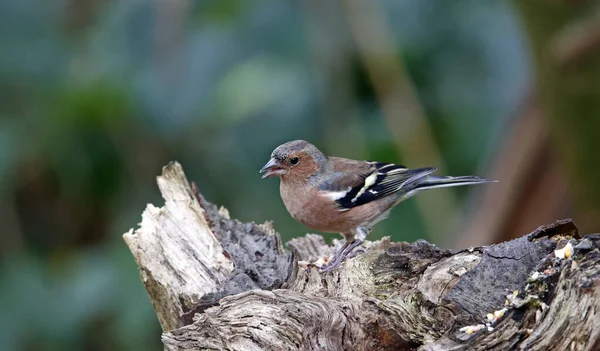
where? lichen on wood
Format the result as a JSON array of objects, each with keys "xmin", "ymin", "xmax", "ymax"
[{"xmin": 124, "ymin": 162, "xmax": 600, "ymax": 350}]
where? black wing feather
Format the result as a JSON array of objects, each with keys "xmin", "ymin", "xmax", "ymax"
[{"xmin": 335, "ymin": 164, "xmax": 436, "ymax": 209}]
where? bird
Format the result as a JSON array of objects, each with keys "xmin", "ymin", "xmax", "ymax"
[{"xmin": 260, "ymin": 140, "xmax": 495, "ymax": 272}]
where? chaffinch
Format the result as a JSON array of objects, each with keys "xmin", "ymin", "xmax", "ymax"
[{"xmin": 260, "ymin": 140, "xmax": 494, "ymax": 272}]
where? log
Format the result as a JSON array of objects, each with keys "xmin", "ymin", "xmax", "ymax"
[{"xmin": 124, "ymin": 162, "xmax": 600, "ymax": 351}]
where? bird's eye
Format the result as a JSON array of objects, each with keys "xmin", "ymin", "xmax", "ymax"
[{"xmin": 290, "ymin": 157, "xmax": 299, "ymax": 165}]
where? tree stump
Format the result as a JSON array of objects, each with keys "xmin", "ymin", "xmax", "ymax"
[{"xmin": 123, "ymin": 162, "xmax": 600, "ymax": 351}]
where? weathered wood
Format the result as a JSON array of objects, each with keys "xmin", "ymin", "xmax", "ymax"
[
  {"xmin": 123, "ymin": 162, "xmax": 234, "ymax": 331},
  {"xmin": 125, "ymin": 162, "xmax": 600, "ymax": 350}
]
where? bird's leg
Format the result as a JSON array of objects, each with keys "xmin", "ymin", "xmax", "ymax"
[
  {"xmin": 346, "ymin": 227, "xmax": 371, "ymax": 258},
  {"xmin": 320, "ymin": 239, "xmax": 363, "ymax": 272},
  {"xmin": 339, "ymin": 238, "xmax": 363, "ymax": 258},
  {"xmin": 319, "ymin": 234, "xmax": 352, "ymax": 272},
  {"xmin": 320, "ymin": 227, "xmax": 368, "ymax": 272}
]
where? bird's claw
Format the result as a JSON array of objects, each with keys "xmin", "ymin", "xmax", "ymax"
[{"xmin": 319, "ymin": 239, "xmax": 364, "ymax": 273}]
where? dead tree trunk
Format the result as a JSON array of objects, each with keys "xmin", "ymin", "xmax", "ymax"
[{"xmin": 123, "ymin": 162, "xmax": 600, "ymax": 351}]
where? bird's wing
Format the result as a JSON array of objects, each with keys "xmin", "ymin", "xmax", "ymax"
[{"xmin": 319, "ymin": 157, "xmax": 436, "ymax": 210}]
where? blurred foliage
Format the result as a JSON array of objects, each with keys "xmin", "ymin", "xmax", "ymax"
[{"xmin": 0, "ymin": 0, "xmax": 530, "ymax": 350}]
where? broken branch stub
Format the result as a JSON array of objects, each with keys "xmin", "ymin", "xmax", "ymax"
[
  {"xmin": 125, "ymin": 162, "xmax": 600, "ymax": 350},
  {"xmin": 123, "ymin": 162, "xmax": 233, "ymax": 331}
]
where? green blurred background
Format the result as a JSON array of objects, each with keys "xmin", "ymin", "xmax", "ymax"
[{"xmin": 2, "ymin": 0, "xmax": 599, "ymax": 350}]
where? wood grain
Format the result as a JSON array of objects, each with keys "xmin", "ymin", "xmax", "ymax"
[{"xmin": 125, "ymin": 162, "xmax": 600, "ymax": 350}]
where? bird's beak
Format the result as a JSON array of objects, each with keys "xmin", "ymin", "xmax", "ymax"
[{"xmin": 259, "ymin": 158, "xmax": 286, "ymax": 179}]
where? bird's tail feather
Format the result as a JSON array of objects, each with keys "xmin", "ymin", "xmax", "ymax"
[{"xmin": 414, "ymin": 175, "xmax": 496, "ymax": 191}]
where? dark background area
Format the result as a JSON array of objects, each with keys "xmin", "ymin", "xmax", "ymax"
[{"xmin": 1, "ymin": 1, "xmax": 599, "ymax": 350}]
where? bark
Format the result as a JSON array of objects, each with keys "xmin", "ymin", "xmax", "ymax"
[{"xmin": 124, "ymin": 162, "xmax": 600, "ymax": 351}]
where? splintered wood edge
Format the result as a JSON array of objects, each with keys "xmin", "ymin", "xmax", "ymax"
[{"xmin": 123, "ymin": 161, "xmax": 234, "ymax": 331}]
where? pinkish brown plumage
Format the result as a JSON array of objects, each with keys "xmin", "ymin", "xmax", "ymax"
[{"xmin": 260, "ymin": 140, "xmax": 495, "ymax": 272}]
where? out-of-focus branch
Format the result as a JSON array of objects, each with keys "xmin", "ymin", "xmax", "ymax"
[
  {"xmin": 302, "ymin": 0, "xmax": 368, "ymax": 158},
  {"xmin": 341, "ymin": 0, "xmax": 457, "ymax": 244},
  {"xmin": 457, "ymin": 94, "xmax": 571, "ymax": 248},
  {"xmin": 0, "ymin": 194, "xmax": 24, "ymax": 255},
  {"xmin": 551, "ymin": 6, "xmax": 600, "ymax": 66},
  {"xmin": 459, "ymin": 2, "xmax": 600, "ymax": 246},
  {"xmin": 514, "ymin": 0, "xmax": 600, "ymax": 234}
]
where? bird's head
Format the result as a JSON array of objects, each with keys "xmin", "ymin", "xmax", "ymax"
[{"xmin": 260, "ymin": 140, "xmax": 326, "ymax": 181}]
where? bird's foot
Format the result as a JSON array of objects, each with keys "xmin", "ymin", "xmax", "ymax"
[
  {"xmin": 319, "ymin": 239, "xmax": 363, "ymax": 273},
  {"xmin": 319, "ymin": 257, "xmax": 344, "ymax": 273},
  {"xmin": 347, "ymin": 247, "xmax": 366, "ymax": 259}
]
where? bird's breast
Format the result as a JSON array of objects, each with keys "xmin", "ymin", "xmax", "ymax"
[
  {"xmin": 279, "ymin": 180, "xmax": 383, "ymax": 233},
  {"xmin": 279, "ymin": 181, "xmax": 318, "ymax": 225}
]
